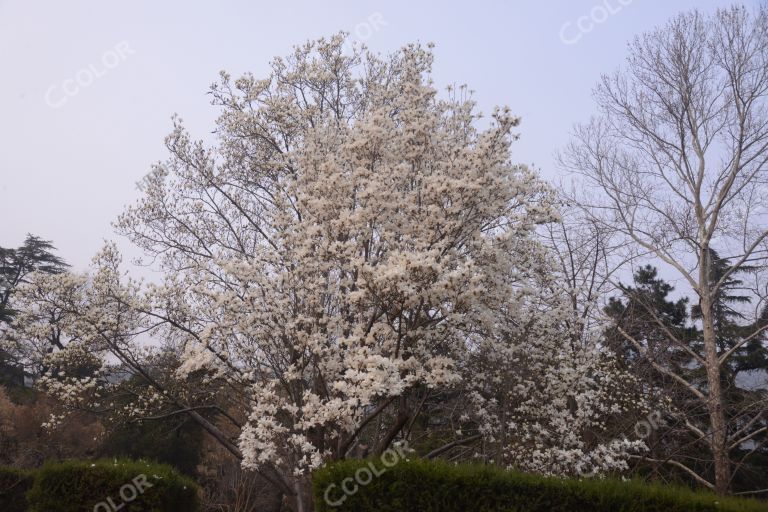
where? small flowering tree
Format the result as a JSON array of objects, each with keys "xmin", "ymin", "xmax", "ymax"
[
  {"xmin": 485, "ymin": 342, "xmax": 650, "ymax": 476},
  {"xmin": 6, "ymin": 35, "xmax": 647, "ymax": 511},
  {"xmin": 445, "ymin": 252, "xmax": 650, "ymax": 477}
]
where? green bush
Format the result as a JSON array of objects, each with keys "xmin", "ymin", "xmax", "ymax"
[
  {"xmin": 313, "ymin": 459, "xmax": 768, "ymax": 512},
  {"xmin": 99, "ymin": 420, "xmax": 204, "ymax": 476},
  {"xmin": 25, "ymin": 459, "xmax": 200, "ymax": 512},
  {"xmin": 0, "ymin": 467, "xmax": 33, "ymax": 512}
]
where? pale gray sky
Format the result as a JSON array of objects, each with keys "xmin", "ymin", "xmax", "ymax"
[{"xmin": 0, "ymin": 0, "xmax": 751, "ymax": 272}]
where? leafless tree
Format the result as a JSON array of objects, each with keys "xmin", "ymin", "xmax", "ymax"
[
  {"xmin": 562, "ymin": 5, "xmax": 768, "ymax": 495},
  {"xmin": 542, "ymin": 202, "xmax": 632, "ymax": 348}
]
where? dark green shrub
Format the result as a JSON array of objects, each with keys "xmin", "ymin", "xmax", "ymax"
[
  {"xmin": 26, "ymin": 459, "xmax": 200, "ymax": 512},
  {"xmin": 99, "ymin": 420, "xmax": 204, "ymax": 476},
  {"xmin": 0, "ymin": 467, "xmax": 33, "ymax": 512},
  {"xmin": 313, "ymin": 458, "xmax": 768, "ymax": 512}
]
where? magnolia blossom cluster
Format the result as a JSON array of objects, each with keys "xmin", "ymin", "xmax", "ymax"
[
  {"xmin": 439, "ymin": 250, "xmax": 653, "ymax": 477},
  {"xmin": 498, "ymin": 347, "xmax": 650, "ymax": 476}
]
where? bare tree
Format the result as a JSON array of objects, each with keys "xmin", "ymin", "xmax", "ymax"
[
  {"xmin": 542, "ymin": 202, "xmax": 630, "ymax": 348},
  {"xmin": 562, "ymin": 6, "xmax": 768, "ymax": 495}
]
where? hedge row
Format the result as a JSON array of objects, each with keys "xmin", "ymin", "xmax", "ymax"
[
  {"xmin": 0, "ymin": 467, "xmax": 34, "ymax": 512},
  {"xmin": 313, "ymin": 459, "xmax": 768, "ymax": 512},
  {"xmin": 0, "ymin": 459, "xmax": 199, "ymax": 512}
]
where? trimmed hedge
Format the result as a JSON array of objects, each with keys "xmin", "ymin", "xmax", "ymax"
[
  {"xmin": 313, "ymin": 459, "xmax": 768, "ymax": 512},
  {"xmin": 0, "ymin": 467, "xmax": 34, "ymax": 512},
  {"xmin": 0, "ymin": 459, "xmax": 200, "ymax": 512}
]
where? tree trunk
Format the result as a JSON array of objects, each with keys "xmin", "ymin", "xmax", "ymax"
[
  {"xmin": 285, "ymin": 475, "xmax": 314, "ymax": 512},
  {"xmin": 699, "ymin": 285, "xmax": 730, "ymax": 495}
]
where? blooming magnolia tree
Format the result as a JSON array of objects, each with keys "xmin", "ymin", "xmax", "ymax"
[
  {"xmin": 5, "ymin": 36, "xmax": 647, "ymax": 511},
  {"xmin": 451, "ymin": 253, "xmax": 650, "ymax": 477}
]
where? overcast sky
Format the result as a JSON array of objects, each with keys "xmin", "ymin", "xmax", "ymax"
[{"xmin": 0, "ymin": 0, "xmax": 753, "ymax": 273}]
